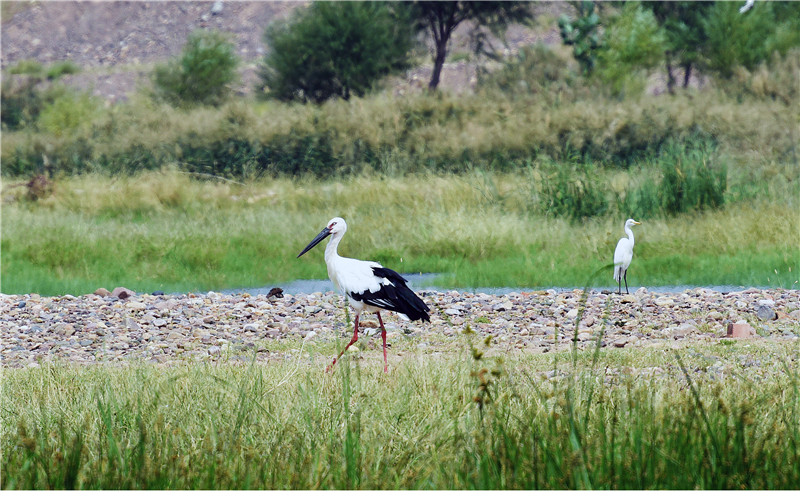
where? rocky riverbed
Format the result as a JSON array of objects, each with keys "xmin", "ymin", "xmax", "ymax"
[{"xmin": 2, "ymin": 288, "xmax": 799, "ymax": 369}]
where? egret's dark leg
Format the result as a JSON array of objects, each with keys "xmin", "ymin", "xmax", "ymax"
[
  {"xmin": 327, "ymin": 314, "xmax": 359, "ymax": 373},
  {"xmin": 624, "ymin": 270, "xmax": 629, "ymax": 294},
  {"xmin": 377, "ymin": 312, "xmax": 388, "ymax": 373},
  {"xmin": 618, "ymin": 276, "xmax": 622, "ymax": 295}
]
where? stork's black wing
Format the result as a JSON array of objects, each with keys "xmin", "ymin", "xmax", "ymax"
[{"xmin": 349, "ymin": 267, "xmax": 430, "ymax": 322}]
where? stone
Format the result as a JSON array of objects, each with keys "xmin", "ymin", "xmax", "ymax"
[
  {"xmin": 54, "ymin": 323, "xmax": 75, "ymax": 337},
  {"xmin": 94, "ymin": 288, "xmax": 112, "ymax": 297},
  {"xmin": 112, "ymin": 287, "xmax": 135, "ymax": 299},
  {"xmin": 565, "ymin": 308, "xmax": 579, "ymax": 319},
  {"xmin": 655, "ymin": 297, "xmax": 675, "ymax": 307},
  {"xmin": 577, "ymin": 332, "xmax": 593, "ymax": 341},
  {"xmin": 152, "ymin": 318, "xmax": 167, "ymax": 327},
  {"xmin": 726, "ymin": 321, "xmax": 756, "ymax": 339},
  {"xmin": 621, "ymin": 294, "xmax": 636, "ymax": 304},
  {"xmin": 152, "ymin": 290, "xmax": 165, "ymax": 296},
  {"xmin": 755, "ymin": 305, "xmax": 777, "ymax": 321},
  {"xmin": 243, "ymin": 323, "xmax": 259, "ymax": 332},
  {"xmin": 126, "ymin": 301, "xmax": 146, "ymax": 311},
  {"xmin": 670, "ymin": 323, "xmax": 697, "ymax": 339},
  {"xmin": 613, "ymin": 338, "xmax": 628, "ymax": 348},
  {"xmin": 123, "ymin": 317, "xmax": 140, "ymax": 330},
  {"xmin": 444, "ymin": 308, "xmax": 461, "ymax": 316}
]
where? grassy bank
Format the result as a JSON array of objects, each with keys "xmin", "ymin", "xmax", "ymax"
[
  {"xmin": 2, "ymin": 171, "xmax": 798, "ymax": 295},
  {"xmin": 3, "ymin": 338, "xmax": 799, "ymax": 489}
]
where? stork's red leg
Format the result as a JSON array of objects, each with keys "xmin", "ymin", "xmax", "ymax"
[
  {"xmin": 326, "ymin": 314, "xmax": 359, "ymax": 373},
  {"xmin": 377, "ymin": 312, "xmax": 388, "ymax": 373}
]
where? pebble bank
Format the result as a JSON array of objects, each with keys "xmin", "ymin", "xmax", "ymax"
[{"xmin": 2, "ymin": 288, "xmax": 798, "ymax": 369}]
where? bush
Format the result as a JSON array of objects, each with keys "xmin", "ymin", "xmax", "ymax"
[
  {"xmin": 704, "ymin": 2, "xmax": 800, "ymax": 78},
  {"xmin": 658, "ymin": 141, "xmax": 727, "ymax": 215},
  {"xmin": 37, "ymin": 91, "xmax": 100, "ymax": 137},
  {"xmin": 595, "ymin": 3, "xmax": 665, "ymax": 97},
  {"xmin": 619, "ymin": 140, "xmax": 727, "ymax": 218},
  {"xmin": 2, "ymin": 61, "xmax": 81, "ymax": 130},
  {"xmin": 259, "ymin": 2, "xmax": 416, "ymax": 103},
  {"xmin": 153, "ymin": 30, "xmax": 238, "ymax": 107},
  {"xmin": 477, "ymin": 44, "xmax": 586, "ymax": 103},
  {"xmin": 539, "ymin": 162, "xmax": 609, "ymax": 220}
]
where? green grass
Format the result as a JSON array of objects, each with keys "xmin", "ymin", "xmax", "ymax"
[
  {"xmin": 2, "ymin": 170, "xmax": 798, "ymax": 295},
  {"xmin": 3, "ymin": 336, "xmax": 799, "ymax": 489}
]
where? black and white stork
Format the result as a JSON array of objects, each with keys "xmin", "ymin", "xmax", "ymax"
[{"xmin": 297, "ymin": 217, "xmax": 430, "ymax": 372}]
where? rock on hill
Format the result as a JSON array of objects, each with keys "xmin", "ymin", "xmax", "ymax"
[{"xmin": 1, "ymin": 1, "xmax": 563, "ymax": 101}]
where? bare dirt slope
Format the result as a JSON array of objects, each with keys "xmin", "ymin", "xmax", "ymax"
[{"xmin": 1, "ymin": 1, "xmax": 564, "ymax": 101}]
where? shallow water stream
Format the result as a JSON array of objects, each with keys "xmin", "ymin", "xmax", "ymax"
[{"xmin": 223, "ymin": 273, "xmax": 759, "ymax": 296}]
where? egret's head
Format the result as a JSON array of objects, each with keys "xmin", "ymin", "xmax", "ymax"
[
  {"xmin": 297, "ymin": 217, "xmax": 347, "ymax": 258},
  {"xmin": 625, "ymin": 219, "xmax": 642, "ymax": 228}
]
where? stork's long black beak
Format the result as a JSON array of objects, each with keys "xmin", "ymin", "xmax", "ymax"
[{"xmin": 297, "ymin": 227, "xmax": 332, "ymax": 258}]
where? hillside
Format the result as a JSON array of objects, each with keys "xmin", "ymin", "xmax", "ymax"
[{"xmin": 1, "ymin": 1, "xmax": 569, "ymax": 101}]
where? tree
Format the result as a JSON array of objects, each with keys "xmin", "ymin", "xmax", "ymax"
[
  {"xmin": 411, "ymin": 2, "xmax": 533, "ymax": 90},
  {"xmin": 558, "ymin": 1, "xmax": 603, "ymax": 75},
  {"xmin": 153, "ymin": 30, "xmax": 238, "ymax": 107},
  {"xmin": 642, "ymin": 1, "xmax": 713, "ymax": 93},
  {"xmin": 260, "ymin": 2, "xmax": 416, "ymax": 103}
]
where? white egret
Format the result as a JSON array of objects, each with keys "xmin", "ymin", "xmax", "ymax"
[
  {"xmin": 613, "ymin": 218, "xmax": 642, "ymax": 294},
  {"xmin": 297, "ymin": 217, "xmax": 430, "ymax": 372}
]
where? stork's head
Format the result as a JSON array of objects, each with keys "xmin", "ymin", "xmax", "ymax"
[
  {"xmin": 625, "ymin": 218, "xmax": 641, "ymax": 229},
  {"xmin": 297, "ymin": 217, "xmax": 347, "ymax": 258}
]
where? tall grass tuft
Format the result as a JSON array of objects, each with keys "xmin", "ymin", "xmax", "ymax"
[{"xmin": 3, "ymin": 336, "xmax": 800, "ymax": 489}]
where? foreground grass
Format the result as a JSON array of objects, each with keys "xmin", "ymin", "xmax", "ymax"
[
  {"xmin": 2, "ymin": 171, "xmax": 798, "ymax": 295},
  {"xmin": 2, "ymin": 337, "xmax": 799, "ymax": 489}
]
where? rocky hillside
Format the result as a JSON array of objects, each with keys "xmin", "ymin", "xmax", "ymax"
[{"xmin": 1, "ymin": 1, "xmax": 563, "ymax": 101}]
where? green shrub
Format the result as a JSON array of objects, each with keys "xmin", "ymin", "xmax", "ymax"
[
  {"xmin": 558, "ymin": 0, "xmax": 603, "ymax": 74},
  {"xmin": 477, "ymin": 44, "xmax": 585, "ymax": 103},
  {"xmin": 259, "ymin": 2, "xmax": 416, "ymax": 103},
  {"xmin": 37, "ymin": 91, "xmax": 100, "ymax": 137},
  {"xmin": 2, "ymin": 60, "xmax": 81, "ymax": 130},
  {"xmin": 659, "ymin": 141, "xmax": 727, "ymax": 215},
  {"xmin": 539, "ymin": 162, "xmax": 608, "ymax": 220},
  {"xmin": 153, "ymin": 30, "xmax": 239, "ymax": 107},
  {"xmin": 596, "ymin": 3, "xmax": 665, "ymax": 97},
  {"xmin": 619, "ymin": 140, "xmax": 728, "ymax": 218},
  {"xmin": 7, "ymin": 59, "xmax": 44, "ymax": 76},
  {"xmin": 704, "ymin": 2, "xmax": 800, "ymax": 78},
  {"xmin": 45, "ymin": 60, "xmax": 80, "ymax": 80}
]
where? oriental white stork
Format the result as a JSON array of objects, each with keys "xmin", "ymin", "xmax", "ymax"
[
  {"xmin": 613, "ymin": 218, "xmax": 642, "ymax": 295},
  {"xmin": 297, "ymin": 217, "xmax": 430, "ymax": 372}
]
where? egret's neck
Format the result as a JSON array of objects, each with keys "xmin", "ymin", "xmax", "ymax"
[{"xmin": 625, "ymin": 226, "xmax": 635, "ymax": 245}]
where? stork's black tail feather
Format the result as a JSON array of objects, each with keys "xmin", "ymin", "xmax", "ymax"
[{"xmin": 350, "ymin": 267, "xmax": 430, "ymax": 322}]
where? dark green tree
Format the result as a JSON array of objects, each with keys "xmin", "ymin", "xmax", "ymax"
[
  {"xmin": 558, "ymin": 0, "xmax": 603, "ymax": 75},
  {"xmin": 260, "ymin": 2, "xmax": 416, "ymax": 103},
  {"xmin": 153, "ymin": 30, "xmax": 239, "ymax": 107},
  {"xmin": 703, "ymin": 1, "xmax": 800, "ymax": 78},
  {"xmin": 642, "ymin": 1, "xmax": 712, "ymax": 92},
  {"xmin": 411, "ymin": 2, "xmax": 533, "ymax": 90}
]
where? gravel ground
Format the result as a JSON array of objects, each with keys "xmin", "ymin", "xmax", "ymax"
[{"xmin": 1, "ymin": 288, "xmax": 798, "ymax": 370}]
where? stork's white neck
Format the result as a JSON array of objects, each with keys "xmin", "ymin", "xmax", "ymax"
[{"xmin": 324, "ymin": 232, "xmax": 342, "ymax": 264}]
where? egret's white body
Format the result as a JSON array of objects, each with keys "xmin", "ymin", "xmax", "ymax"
[
  {"xmin": 298, "ymin": 217, "xmax": 429, "ymax": 372},
  {"xmin": 613, "ymin": 219, "xmax": 641, "ymax": 294}
]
